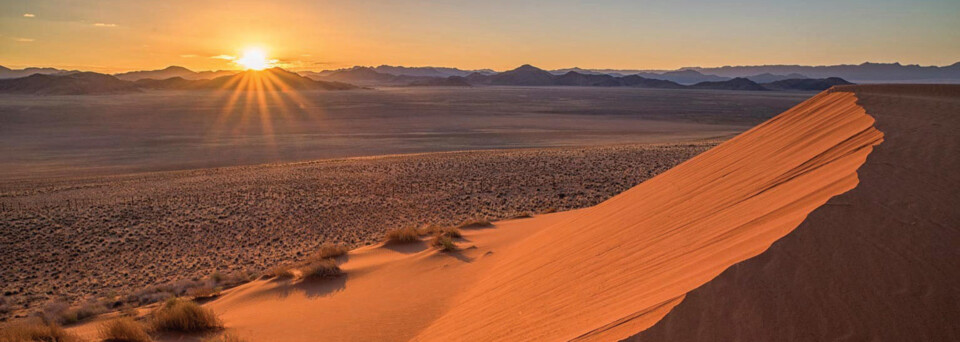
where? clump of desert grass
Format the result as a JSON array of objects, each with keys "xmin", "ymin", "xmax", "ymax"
[
  {"xmin": 301, "ymin": 259, "xmax": 343, "ymax": 280},
  {"xmin": 187, "ymin": 286, "xmax": 223, "ymax": 300},
  {"xmin": 431, "ymin": 235, "xmax": 458, "ymax": 252},
  {"xmin": 41, "ymin": 299, "xmax": 107, "ymax": 325},
  {"xmin": 385, "ymin": 226, "xmax": 421, "ymax": 244},
  {"xmin": 150, "ymin": 298, "xmax": 222, "ymax": 333},
  {"xmin": 313, "ymin": 243, "xmax": 349, "ymax": 259},
  {"xmin": 0, "ymin": 319, "xmax": 80, "ymax": 342},
  {"xmin": 457, "ymin": 217, "xmax": 492, "ymax": 229},
  {"xmin": 98, "ymin": 317, "xmax": 152, "ymax": 342},
  {"xmin": 265, "ymin": 265, "xmax": 296, "ymax": 279}
]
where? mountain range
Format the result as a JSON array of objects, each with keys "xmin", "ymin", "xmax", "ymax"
[
  {"xmin": 312, "ymin": 64, "xmax": 851, "ymax": 91},
  {"xmin": 0, "ymin": 68, "xmax": 357, "ymax": 95}
]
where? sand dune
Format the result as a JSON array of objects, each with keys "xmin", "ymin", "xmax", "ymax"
[
  {"xmin": 177, "ymin": 88, "xmax": 884, "ymax": 341},
  {"xmin": 65, "ymin": 85, "xmax": 957, "ymax": 341}
]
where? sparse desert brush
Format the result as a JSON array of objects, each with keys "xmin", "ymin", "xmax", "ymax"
[
  {"xmin": 457, "ymin": 217, "xmax": 492, "ymax": 229},
  {"xmin": 98, "ymin": 317, "xmax": 152, "ymax": 342},
  {"xmin": 511, "ymin": 212, "xmax": 533, "ymax": 219},
  {"xmin": 385, "ymin": 226, "xmax": 421, "ymax": 244},
  {"xmin": 314, "ymin": 243, "xmax": 349, "ymax": 259},
  {"xmin": 432, "ymin": 235, "xmax": 458, "ymax": 252},
  {"xmin": 40, "ymin": 300, "xmax": 104, "ymax": 325},
  {"xmin": 187, "ymin": 286, "xmax": 223, "ymax": 299},
  {"xmin": 540, "ymin": 207, "xmax": 558, "ymax": 214},
  {"xmin": 203, "ymin": 332, "xmax": 246, "ymax": 342},
  {"xmin": 438, "ymin": 226, "xmax": 462, "ymax": 238},
  {"xmin": 150, "ymin": 299, "xmax": 222, "ymax": 332},
  {"xmin": 301, "ymin": 259, "xmax": 342, "ymax": 279},
  {"xmin": 0, "ymin": 319, "xmax": 80, "ymax": 342},
  {"xmin": 266, "ymin": 265, "xmax": 295, "ymax": 279}
]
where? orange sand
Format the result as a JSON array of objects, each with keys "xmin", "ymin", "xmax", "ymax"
[
  {"xmin": 67, "ymin": 89, "xmax": 885, "ymax": 341},
  {"xmin": 187, "ymin": 91, "xmax": 881, "ymax": 341}
]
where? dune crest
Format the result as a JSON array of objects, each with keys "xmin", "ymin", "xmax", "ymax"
[
  {"xmin": 413, "ymin": 91, "xmax": 882, "ymax": 341},
  {"xmin": 185, "ymin": 90, "xmax": 881, "ymax": 342}
]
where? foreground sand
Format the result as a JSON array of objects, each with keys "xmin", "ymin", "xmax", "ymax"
[{"xmin": 65, "ymin": 85, "xmax": 960, "ymax": 341}]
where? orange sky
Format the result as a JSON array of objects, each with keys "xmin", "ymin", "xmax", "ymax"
[{"xmin": 1, "ymin": 0, "xmax": 958, "ymax": 73}]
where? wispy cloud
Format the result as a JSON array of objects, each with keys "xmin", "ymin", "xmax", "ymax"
[
  {"xmin": 211, "ymin": 55, "xmax": 237, "ymax": 60},
  {"xmin": 15, "ymin": 38, "xmax": 35, "ymax": 42},
  {"xmin": 93, "ymin": 23, "xmax": 118, "ymax": 27},
  {"xmin": 23, "ymin": 13, "xmax": 35, "ymax": 18},
  {"xmin": 180, "ymin": 54, "xmax": 198, "ymax": 58}
]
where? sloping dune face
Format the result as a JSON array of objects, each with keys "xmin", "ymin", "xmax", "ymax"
[
  {"xmin": 195, "ymin": 90, "xmax": 883, "ymax": 342},
  {"xmin": 629, "ymin": 85, "xmax": 960, "ymax": 341},
  {"xmin": 412, "ymin": 92, "xmax": 882, "ymax": 341}
]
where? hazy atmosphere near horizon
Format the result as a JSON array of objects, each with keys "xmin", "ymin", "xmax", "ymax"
[
  {"xmin": 1, "ymin": 0, "xmax": 959, "ymax": 71},
  {"xmin": 1, "ymin": 1, "xmax": 958, "ymax": 342}
]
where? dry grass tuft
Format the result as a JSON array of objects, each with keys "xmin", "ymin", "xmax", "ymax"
[
  {"xmin": 150, "ymin": 299, "xmax": 222, "ymax": 333},
  {"xmin": 187, "ymin": 286, "xmax": 223, "ymax": 299},
  {"xmin": 437, "ymin": 226, "xmax": 462, "ymax": 238},
  {"xmin": 266, "ymin": 265, "xmax": 295, "ymax": 279},
  {"xmin": 99, "ymin": 317, "xmax": 152, "ymax": 342},
  {"xmin": 0, "ymin": 320, "xmax": 80, "ymax": 342},
  {"xmin": 457, "ymin": 217, "xmax": 492, "ymax": 229},
  {"xmin": 431, "ymin": 235, "xmax": 458, "ymax": 252},
  {"xmin": 301, "ymin": 259, "xmax": 342, "ymax": 280},
  {"xmin": 385, "ymin": 226, "xmax": 421, "ymax": 244},
  {"xmin": 314, "ymin": 243, "xmax": 349, "ymax": 259}
]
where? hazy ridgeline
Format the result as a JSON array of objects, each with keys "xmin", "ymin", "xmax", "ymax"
[{"xmin": 0, "ymin": 87, "xmax": 809, "ymax": 179}]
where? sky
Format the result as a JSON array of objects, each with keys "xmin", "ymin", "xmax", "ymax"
[{"xmin": 1, "ymin": 0, "xmax": 958, "ymax": 73}]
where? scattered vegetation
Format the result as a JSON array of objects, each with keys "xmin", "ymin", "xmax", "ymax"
[
  {"xmin": 314, "ymin": 243, "xmax": 349, "ymax": 259},
  {"xmin": 385, "ymin": 226, "xmax": 421, "ymax": 244},
  {"xmin": 431, "ymin": 235, "xmax": 458, "ymax": 252},
  {"xmin": 510, "ymin": 212, "xmax": 533, "ymax": 219},
  {"xmin": 98, "ymin": 317, "xmax": 152, "ymax": 342},
  {"xmin": 0, "ymin": 319, "xmax": 80, "ymax": 342},
  {"xmin": 266, "ymin": 265, "xmax": 296, "ymax": 279},
  {"xmin": 457, "ymin": 217, "xmax": 492, "ymax": 229},
  {"xmin": 150, "ymin": 299, "xmax": 222, "ymax": 333},
  {"xmin": 301, "ymin": 259, "xmax": 343, "ymax": 280},
  {"xmin": 187, "ymin": 286, "xmax": 223, "ymax": 300},
  {"xmin": 41, "ymin": 299, "xmax": 107, "ymax": 325}
]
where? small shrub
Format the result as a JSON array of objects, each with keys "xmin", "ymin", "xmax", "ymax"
[
  {"xmin": 540, "ymin": 207, "xmax": 558, "ymax": 214},
  {"xmin": 385, "ymin": 226, "xmax": 420, "ymax": 244},
  {"xmin": 457, "ymin": 218, "xmax": 492, "ymax": 229},
  {"xmin": 187, "ymin": 286, "xmax": 223, "ymax": 299},
  {"xmin": 432, "ymin": 235, "xmax": 458, "ymax": 252},
  {"xmin": 301, "ymin": 259, "xmax": 342, "ymax": 279},
  {"xmin": 314, "ymin": 243, "xmax": 349, "ymax": 259},
  {"xmin": 209, "ymin": 271, "xmax": 225, "ymax": 284},
  {"xmin": 437, "ymin": 226, "xmax": 462, "ymax": 238},
  {"xmin": 0, "ymin": 319, "xmax": 80, "ymax": 342},
  {"xmin": 266, "ymin": 265, "xmax": 295, "ymax": 279},
  {"xmin": 150, "ymin": 299, "xmax": 222, "ymax": 333},
  {"xmin": 99, "ymin": 317, "xmax": 152, "ymax": 342}
]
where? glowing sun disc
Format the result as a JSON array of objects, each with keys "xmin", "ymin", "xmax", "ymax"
[{"xmin": 236, "ymin": 48, "xmax": 271, "ymax": 70}]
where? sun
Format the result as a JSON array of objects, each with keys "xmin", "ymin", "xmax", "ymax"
[{"xmin": 235, "ymin": 47, "xmax": 273, "ymax": 70}]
